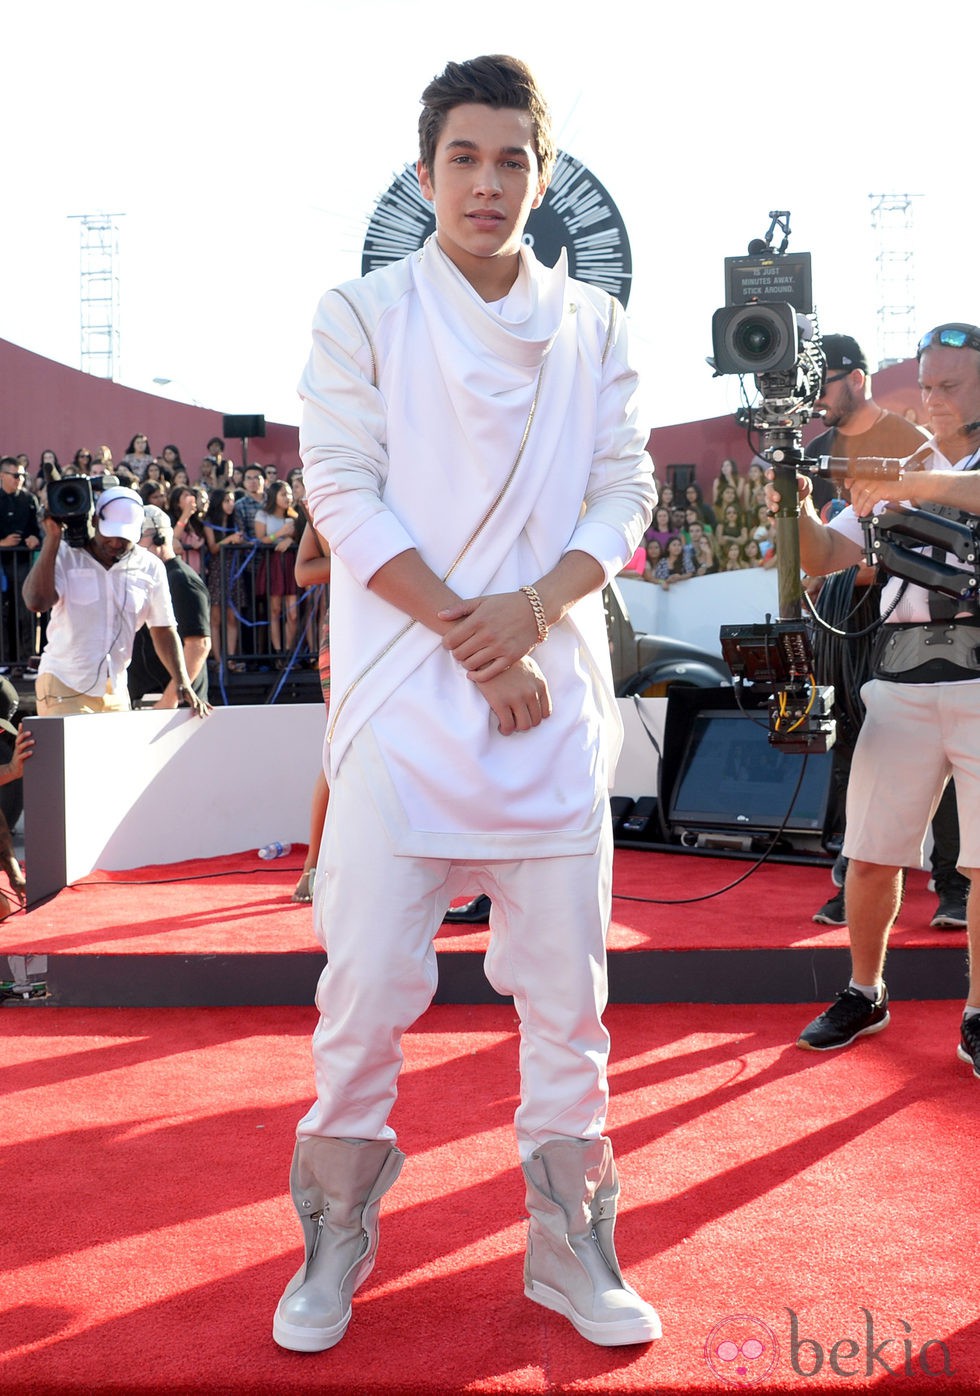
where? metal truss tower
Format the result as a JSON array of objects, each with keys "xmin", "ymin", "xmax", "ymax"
[
  {"xmin": 70, "ymin": 212, "xmax": 123, "ymax": 380},
  {"xmin": 869, "ymin": 194, "xmax": 919, "ymax": 368}
]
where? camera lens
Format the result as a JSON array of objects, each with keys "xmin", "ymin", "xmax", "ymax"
[
  {"xmin": 56, "ymin": 482, "xmax": 86, "ymax": 512},
  {"xmin": 712, "ymin": 302, "xmax": 797, "ymax": 376},
  {"xmin": 733, "ymin": 318, "xmax": 776, "ymax": 361}
]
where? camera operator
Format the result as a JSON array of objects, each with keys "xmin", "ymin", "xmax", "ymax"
[
  {"xmin": 801, "ymin": 337, "xmax": 966, "ymax": 929},
  {"xmin": 808, "ymin": 335, "xmax": 929, "ymax": 510},
  {"xmin": 127, "ymin": 506, "xmax": 211, "ymax": 709},
  {"xmin": 23, "ymin": 485, "xmax": 210, "ymax": 718},
  {"xmin": 774, "ymin": 323, "xmax": 980, "ymax": 1078}
]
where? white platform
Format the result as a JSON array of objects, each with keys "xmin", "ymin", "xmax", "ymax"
[{"xmin": 22, "ymin": 698, "xmax": 663, "ymax": 905}]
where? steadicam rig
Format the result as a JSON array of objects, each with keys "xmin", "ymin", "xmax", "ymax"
[
  {"xmin": 800, "ymin": 446, "xmax": 980, "ymax": 604},
  {"xmin": 708, "ymin": 211, "xmax": 827, "ymax": 623},
  {"xmin": 862, "ymin": 507, "xmax": 980, "ymax": 605},
  {"xmin": 709, "ymin": 213, "xmax": 835, "ymax": 755}
]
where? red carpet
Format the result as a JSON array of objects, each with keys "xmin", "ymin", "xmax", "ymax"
[
  {"xmin": 1, "ymin": 1002, "xmax": 976, "ymax": 1393},
  {"xmin": 3, "ymin": 847, "xmax": 949, "ymax": 956}
]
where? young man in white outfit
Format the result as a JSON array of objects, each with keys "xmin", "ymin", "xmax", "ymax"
[{"xmin": 273, "ymin": 55, "xmax": 660, "ymax": 1354}]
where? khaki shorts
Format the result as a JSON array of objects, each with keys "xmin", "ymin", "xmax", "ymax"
[
  {"xmin": 35, "ymin": 672, "xmax": 129, "ymax": 717},
  {"xmin": 843, "ymin": 678, "xmax": 980, "ymax": 871}
]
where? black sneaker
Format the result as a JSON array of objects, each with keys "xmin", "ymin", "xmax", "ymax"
[
  {"xmin": 931, "ymin": 890, "xmax": 968, "ymax": 930},
  {"xmin": 812, "ymin": 889, "xmax": 847, "ymax": 926},
  {"xmin": 831, "ymin": 853, "xmax": 848, "ymax": 889},
  {"xmin": 442, "ymin": 894, "xmax": 491, "ymax": 925},
  {"xmin": 957, "ymin": 1016, "xmax": 980, "ymax": 1079},
  {"xmin": 797, "ymin": 985, "xmax": 890, "ymax": 1051}
]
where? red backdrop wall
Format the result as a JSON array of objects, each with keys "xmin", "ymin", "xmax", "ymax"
[
  {"xmin": 0, "ymin": 337, "xmax": 300, "ymax": 478},
  {"xmin": 1, "ymin": 334, "xmax": 923, "ymax": 493},
  {"xmin": 646, "ymin": 357, "xmax": 924, "ymax": 489}
]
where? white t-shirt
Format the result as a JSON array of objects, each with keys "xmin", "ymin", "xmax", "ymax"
[{"xmin": 38, "ymin": 542, "xmax": 176, "ymax": 701}]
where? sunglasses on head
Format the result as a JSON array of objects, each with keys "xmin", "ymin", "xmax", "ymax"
[{"xmin": 916, "ymin": 324, "xmax": 980, "ymax": 358}]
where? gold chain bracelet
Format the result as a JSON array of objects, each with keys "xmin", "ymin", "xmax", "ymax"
[{"xmin": 519, "ymin": 584, "xmax": 549, "ymax": 646}]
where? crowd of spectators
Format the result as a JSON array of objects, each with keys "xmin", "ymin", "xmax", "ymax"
[
  {"xmin": 622, "ymin": 457, "xmax": 777, "ymax": 588},
  {"xmin": 0, "ymin": 435, "xmax": 315, "ymax": 678},
  {"xmin": 6, "ymin": 441, "xmax": 773, "ymax": 672}
]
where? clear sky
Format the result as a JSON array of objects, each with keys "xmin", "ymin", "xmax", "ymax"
[{"xmin": 4, "ymin": 0, "xmax": 976, "ymax": 440}]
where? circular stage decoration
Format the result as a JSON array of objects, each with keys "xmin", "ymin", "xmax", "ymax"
[{"xmin": 361, "ymin": 150, "xmax": 633, "ymax": 305}]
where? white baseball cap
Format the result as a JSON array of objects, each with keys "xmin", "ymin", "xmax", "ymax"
[{"xmin": 96, "ymin": 486, "xmax": 144, "ymax": 544}]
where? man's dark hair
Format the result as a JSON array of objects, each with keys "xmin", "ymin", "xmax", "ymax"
[{"xmin": 418, "ymin": 54, "xmax": 555, "ymax": 182}]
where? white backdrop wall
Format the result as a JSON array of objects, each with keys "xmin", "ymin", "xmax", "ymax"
[
  {"xmin": 618, "ymin": 569, "xmax": 779, "ymax": 656},
  {"xmin": 24, "ymin": 699, "xmax": 662, "ymax": 900},
  {"xmin": 24, "ymin": 705, "xmax": 325, "ymax": 897}
]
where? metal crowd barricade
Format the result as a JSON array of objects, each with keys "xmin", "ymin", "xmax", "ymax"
[
  {"xmin": 207, "ymin": 541, "xmax": 323, "ymax": 705},
  {"xmin": 1, "ymin": 546, "xmax": 41, "ymax": 674}
]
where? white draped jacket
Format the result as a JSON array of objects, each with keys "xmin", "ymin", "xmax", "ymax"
[{"xmin": 299, "ymin": 238, "xmax": 655, "ymax": 859}]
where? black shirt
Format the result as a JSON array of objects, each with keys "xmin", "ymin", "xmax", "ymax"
[
  {"xmin": 128, "ymin": 556, "xmax": 210, "ymax": 703},
  {"xmin": 0, "ymin": 489, "xmax": 41, "ymax": 562}
]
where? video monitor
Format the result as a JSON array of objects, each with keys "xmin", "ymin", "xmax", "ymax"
[{"xmin": 667, "ymin": 708, "xmax": 833, "ymax": 837}]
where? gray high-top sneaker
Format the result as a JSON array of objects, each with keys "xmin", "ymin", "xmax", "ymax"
[
  {"xmin": 273, "ymin": 1136, "xmax": 405, "ymax": 1352},
  {"xmin": 522, "ymin": 1137, "xmax": 661, "ymax": 1347}
]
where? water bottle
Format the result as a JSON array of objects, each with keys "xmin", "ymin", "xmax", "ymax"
[{"xmin": 258, "ymin": 841, "xmax": 292, "ymax": 860}]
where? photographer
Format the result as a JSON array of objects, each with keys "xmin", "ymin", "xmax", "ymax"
[
  {"xmin": 23, "ymin": 485, "xmax": 209, "ymax": 718},
  {"xmin": 775, "ymin": 323, "xmax": 980, "ymax": 1079}
]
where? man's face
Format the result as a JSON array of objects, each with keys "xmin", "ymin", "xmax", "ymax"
[
  {"xmin": 244, "ymin": 469, "xmax": 264, "ymax": 498},
  {"xmin": 919, "ymin": 346, "xmax": 980, "ymax": 447},
  {"xmin": 0, "ymin": 464, "xmax": 25, "ymax": 495},
  {"xmin": 816, "ymin": 368, "xmax": 862, "ymax": 429},
  {"xmin": 90, "ymin": 531, "xmax": 133, "ymax": 568},
  {"xmin": 417, "ymin": 103, "xmax": 546, "ymax": 288}
]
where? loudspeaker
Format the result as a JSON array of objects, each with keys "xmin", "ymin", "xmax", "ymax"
[
  {"xmin": 617, "ymin": 796, "xmax": 659, "ymax": 841},
  {"xmin": 667, "ymin": 463, "xmax": 696, "ymax": 490},
  {"xmin": 223, "ymin": 414, "xmax": 266, "ymax": 439}
]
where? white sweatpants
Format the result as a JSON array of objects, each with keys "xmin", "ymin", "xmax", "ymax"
[{"xmin": 297, "ymin": 748, "xmax": 613, "ymax": 1159}]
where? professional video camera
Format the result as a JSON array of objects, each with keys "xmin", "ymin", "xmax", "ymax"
[
  {"xmin": 709, "ymin": 212, "xmax": 834, "ymax": 754},
  {"xmin": 45, "ymin": 474, "xmax": 121, "ymax": 547}
]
